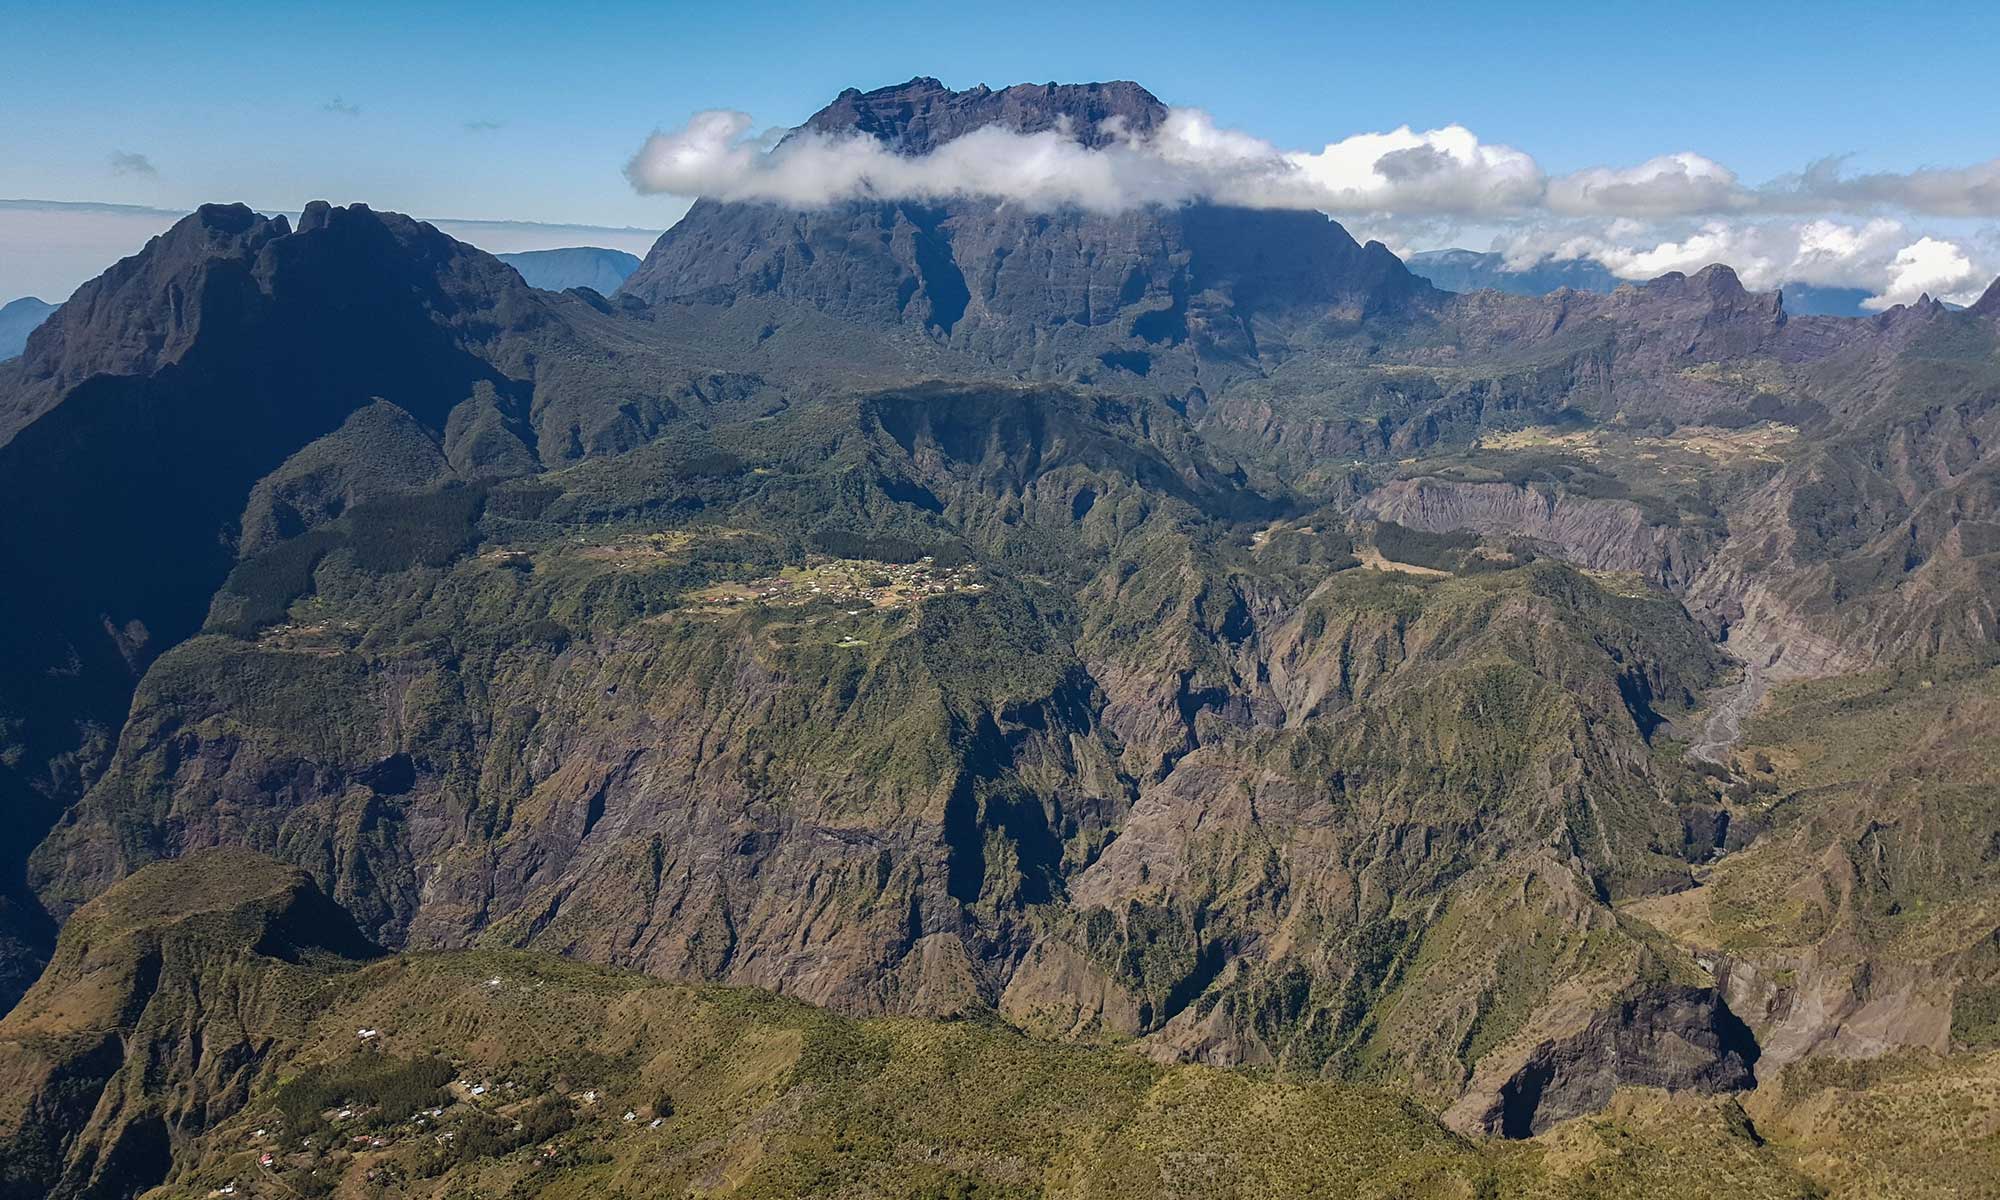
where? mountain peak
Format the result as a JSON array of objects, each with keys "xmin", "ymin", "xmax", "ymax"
[
  {"xmin": 1972, "ymin": 276, "xmax": 2000, "ymax": 318},
  {"xmin": 1689, "ymin": 262, "xmax": 1747, "ymax": 296},
  {"xmin": 799, "ymin": 76, "xmax": 1168, "ymax": 155}
]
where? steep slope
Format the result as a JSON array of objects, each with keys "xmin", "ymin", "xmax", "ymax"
[
  {"xmin": 28, "ymin": 371, "xmax": 1759, "ymax": 1131},
  {"xmin": 0, "ymin": 202, "xmax": 785, "ymax": 1006}
]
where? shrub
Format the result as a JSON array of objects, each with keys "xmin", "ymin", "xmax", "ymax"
[
  {"xmin": 344, "ymin": 484, "xmax": 487, "ymax": 572},
  {"xmin": 1373, "ymin": 522, "xmax": 1479, "ymax": 571},
  {"xmin": 211, "ymin": 528, "xmax": 343, "ymax": 636},
  {"xmin": 274, "ymin": 1055, "xmax": 454, "ymax": 1137},
  {"xmin": 810, "ymin": 528, "xmax": 970, "ymax": 566}
]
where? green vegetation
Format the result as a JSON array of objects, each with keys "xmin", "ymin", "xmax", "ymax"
[
  {"xmin": 1, "ymin": 855, "xmax": 1903, "ymax": 1200},
  {"xmin": 1372, "ymin": 520, "xmax": 1481, "ymax": 570},
  {"xmin": 275, "ymin": 1053, "xmax": 454, "ymax": 1136}
]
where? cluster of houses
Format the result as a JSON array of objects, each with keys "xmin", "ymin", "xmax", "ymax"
[
  {"xmin": 210, "ymin": 1015, "xmax": 681, "ymax": 1197},
  {"xmin": 703, "ymin": 555, "xmax": 985, "ymax": 612}
]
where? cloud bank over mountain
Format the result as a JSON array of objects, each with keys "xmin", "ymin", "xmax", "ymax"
[{"xmin": 626, "ymin": 104, "xmax": 2000, "ymax": 309}]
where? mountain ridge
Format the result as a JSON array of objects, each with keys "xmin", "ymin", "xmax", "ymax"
[{"xmin": 1407, "ymin": 248, "xmax": 1884, "ymax": 318}]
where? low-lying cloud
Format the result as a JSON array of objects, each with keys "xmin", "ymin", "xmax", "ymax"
[
  {"xmin": 624, "ymin": 109, "xmax": 1552, "ymax": 216},
  {"xmin": 628, "ymin": 104, "xmax": 2000, "ymax": 222},
  {"xmin": 1481, "ymin": 216, "xmax": 1990, "ymax": 310}
]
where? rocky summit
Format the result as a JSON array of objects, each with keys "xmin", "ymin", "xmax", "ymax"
[{"xmin": 2, "ymin": 76, "xmax": 2000, "ymax": 1200}]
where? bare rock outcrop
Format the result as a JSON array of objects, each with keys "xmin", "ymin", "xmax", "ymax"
[
  {"xmin": 1446, "ymin": 985, "xmax": 1760, "ymax": 1137},
  {"xmin": 1357, "ymin": 477, "xmax": 1712, "ymax": 589}
]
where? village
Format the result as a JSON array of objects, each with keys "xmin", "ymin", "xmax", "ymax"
[
  {"xmin": 202, "ymin": 1008, "xmax": 667, "ymax": 1198},
  {"xmin": 689, "ymin": 553, "xmax": 985, "ymax": 614}
]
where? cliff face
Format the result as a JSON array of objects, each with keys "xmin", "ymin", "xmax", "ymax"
[
  {"xmin": 1447, "ymin": 986, "xmax": 1760, "ymax": 1137},
  {"xmin": 798, "ymin": 76, "xmax": 1170, "ymax": 151},
  {"xmin": 1357, "ymin": 477, "xmax": 1715, "ymax": 590},
  {"xmin": 0, "ymin": 202, "xmax": 787, "ymax": 1008}
]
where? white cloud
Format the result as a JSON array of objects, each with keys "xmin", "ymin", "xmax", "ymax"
[
  {"xmin": 625, "ymin": 107, "xmax": 1544, "ymax": 217},
  {"xmin": 1484, "ymin": 217, "xmax": 1991, "ymax": 311},
  {"xmin": 1280, "ymin": 124, "xmax": 1544, "ymax": 214},
  {"xmin": 1872, "ymin": 236, "xmax": 1982, "ymax": 309},
  {"xmin": 1763, "ymin": 156, "xmax": 2000, "ymax": 218},
  {"xmin": 627, "ymin": 109, "xmax": 1212, "ymax": 212},
  {"xmin": 628, "ymin": 100, "xmax": 2000, "ymax": 228},
  {"xmin": 1547, "ymin": 153, "xmax": 1743, "ymax": 216}
]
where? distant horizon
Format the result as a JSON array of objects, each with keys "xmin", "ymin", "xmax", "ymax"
[{"xmin": 0, "ymin": 198, "xmax": 669, "ymax": 301}]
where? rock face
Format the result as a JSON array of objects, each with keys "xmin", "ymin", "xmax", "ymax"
[
  {"xmin": 1358, "ymin": 477, "xmax": 1714, "ymax": 589},
  {"xmin": 0, "ymin": 201, "xmax": 777, "ymax": 1009},
  {"xmin": 497, "ymin": 246, "xmax": 641, "ymax": 294},
  {"xmin": 797, "ymin": 76, "xmax": 1168, "ymax": 152},
  {"xmin": 1447, "ymin": 986, "xmax": 1760, "ymax": 1137},
  {"xmin": 0, "ymin": 204, "xmax": 536, "ymax": 1006},
  {"xmin": 0, "ymin": 297, "xmax": 54, "ymax": 361},
  {"xmin": 1971, "ymin": 276, "xmax": 2000, "ymax": 318},
  {"xmin": 0, "ymin": 849, "xmax": 376, "ymax": 1200}
]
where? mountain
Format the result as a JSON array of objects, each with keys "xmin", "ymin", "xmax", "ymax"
[
  {"xmin": 0, "ymin": 200, "xmax": 775, "ymax": 1014},
  {"xmin": 1408, "ymin": 248, "xmax": 1877, "ymax": 317},
  {"xmin": 1973, "ymin": 276, "xmax": 2000, "ymax": 318},
  {"xmin": 12, "ymin": 849, "xmax": 1891, "ymax": 1200},
  {"xmin": 0, "ymin": 849, "xmax": 376, "ymax": 1200},
  {"xmin": 621, "ymin": 76, "xmax": 1434, "ymax": 394},
  {"xmin": 10, "ymin": 850, "xmax": 1991, "ymax": 1199},
  {"xmin": 0, "ymin": 297, "xmax": 55, "ymax": 361},
  {"xmin": 1407, "ymin": 248, "xmax": 1623, "ymax": 296},
  {"xmin": 5, "ymin": 74, "xmax": 2000, "ymax": 1198},
  {"xmin": 496, "ymin": 246, "xmax": 641, "ymax": 294}
]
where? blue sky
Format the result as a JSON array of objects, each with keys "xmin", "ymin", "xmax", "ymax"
[
  {"xmin": 4, "ymin": 0, "xmax": 1993, "ymax": 225},
  {"xmin": 1, "ymin": 0, "xmax": 1996, "ymax": 304}
]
